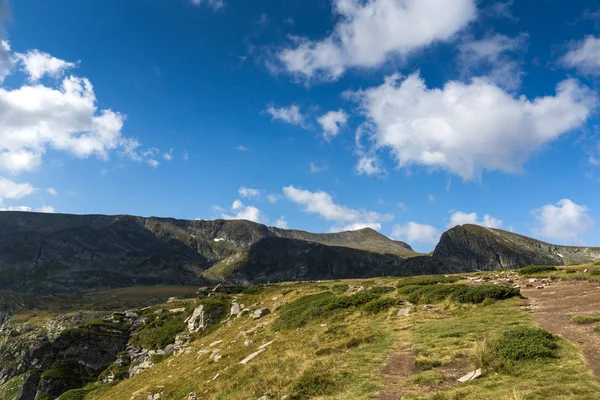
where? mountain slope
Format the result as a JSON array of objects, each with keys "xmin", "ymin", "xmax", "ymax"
[
  {"xmin": 0, "ymin": 212, "xmax": 419, "ymax": 294},
  {"xmin": 433, "ymin": 224, "xmax": 600, "ymax": 269}
]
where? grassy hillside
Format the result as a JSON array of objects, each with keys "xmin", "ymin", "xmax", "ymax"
[{"xmin": 2, "ymin": 265, "xmax": 600, "ymax": 399}]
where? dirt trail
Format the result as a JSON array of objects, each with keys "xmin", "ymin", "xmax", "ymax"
[
  {"xmin": 522, "ymin": 280, "xmax": 600, "ymax": 380},
  {"xmin": 379, "ymin": 345, "xmax": 416, "ymax": 400}
]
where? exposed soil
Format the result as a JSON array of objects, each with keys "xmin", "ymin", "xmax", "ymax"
[
  {"xmin": 379, "ymin": 345, "xmax": 417, "ymax": 400},
  {"xmin": 522, "ymin": 280, "xmax": 600, "ymax": 380}
]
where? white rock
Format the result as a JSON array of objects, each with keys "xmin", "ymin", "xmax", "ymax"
[{"xmin": 458, "ymin": 368, "xmax": 482, "ymax": 383}]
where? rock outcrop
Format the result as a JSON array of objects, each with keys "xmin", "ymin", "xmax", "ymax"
[
  {"xmin": 0, "ymin": 212, "xmax": 417, "ymax": 294},
  {"xmin": 433, "ymin": 224, "xmax": 600, "ymax": 270}
]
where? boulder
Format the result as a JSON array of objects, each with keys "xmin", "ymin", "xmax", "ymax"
[
  {"xmin": 230, "ymin": 302, "xmax": 241, "ymax": 317},
  {"xmin": 252, "ymin": 308, "xmax": 271, "ymax": 320},
  {"xmin": 187, "ymin": 303, "xmax": 227, "ymax": 333}
]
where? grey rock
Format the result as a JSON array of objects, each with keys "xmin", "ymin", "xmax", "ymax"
[
  {"xmin": 230, "ymin": 302, "xmax": 241, "ymax": 317},
  {"xmin": 252, "ymin": 308, "xmax": 271, "ymax": 320},
  {"xmin": 458, "ymin": 368, "xmax": 482, "ymax": 383},
  {"xmin": 188, "ymin": 304, "xmax": 227, "ymax": 333}
]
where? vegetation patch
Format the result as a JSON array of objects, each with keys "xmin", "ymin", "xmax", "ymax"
[
  {"xmin": 518, "ymin": 265, "xmax": 558, "ymax": 275},
  {"xmin": 290, "ymin": 366, "xmax": 340, "ymax": 399},
  {"xmin": 241, "ymin": 285, "xmax": 264, "ymax": 295},
  {"xmin": 396, "ymin": 275, "xmax": 461, "ymax": 289},
  {"xmin": 331, "ymin": 284, "xmax": 349, "ymax": 294},
  {"xmin": 409, "ymin": 370, "xmax": 445, "ymax": 385},
  {"xmin": 130, "ymin": 311, "xmax": 186, "ymax": 350},
  {"xmin": 402, "ymin": 284, "xmax": 520, "ymax": 305},
  {"xmin": 593, "ymin": 323, "xmax": 600, "ymax": 332},
  {"xmin": 571, "ymin": 315, "xmax": 600, "ymax": 324},
  {"xmin": 367, "ymin": 286, "xmax": 395, "ymax": 295},
  {"xmin": 275, "ymin": 291, "xmax": 384, "ymax": 330},
  {"xmin": 414, "ymin": 356, "xmax": 442, "ymax": 371},
  {"xmin": 361, "ymin": 297, "xmax": 399, "ymax": 314},
  {"xmin": 493, "ymin": 327, "xmax": 559, "ymax": 362}
]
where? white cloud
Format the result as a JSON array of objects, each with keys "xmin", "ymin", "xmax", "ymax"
[
  {"xmin": 190, "ymin": 0, "xmax": 224, "ymax": 11},
  {"xmin": 356, "ymin": 155, "xmax": 385, "ymax": 176},
  {"xmin": 15, "ymin": 49, "xmax": 76, "ymax": 82},
  {"xmin": 447, "ymin": 211, "xmax": 503, "ymax": 229},
  {"xmin": 277, "ymin": 0, "xmax": 476, "ymax": 81},
  {"xmin": 36, "ymin": 205, "xmax": 54, "ymax": 213},
  {"xmin": 483, "ymin": 1, "xmax": 517, "ymax": 21},
  {"xmin": 274, "ymin": 216, "xmax": 289, "ymax": 229},
  {"xmin": 317, "ymin": 110, "xmax": 348, "ymax": 141},
  {"xmin": 283, "ymin": 185, "xmax": 393, "ymax": 232},
  {"xmin": 265, "ymin": 104, "xmax": 305, "ymax": 126},
  {"xmin": 0, "ymin": 177, "xmax": 36, "ymax": 199},
  {"xmin": 163, "ymin": 148, "xmax": 173, "ymax": 160},
  {"xmin": 267, "ymin": 194, "xmax": 281, "ymax": 203},
  {"xmin": 147, "ymin": 159, "xmax": 159, "ymax": 168},
  {"xmin": 392, "ymin": 222, "xmax": 441, "ymax": 244},
  {"xmin": 46, "ymin": 187, "xmax": 57, "ymax": 196},
  {"xmin": 428, "ymin": 195, "xmax": 436, "ymax": 203},
  {"xmin": 0, "ymin": 41, "xmax": 13, "ymax": 83},
  {"xmin": 351, "ymin": 73, "xmax": 596, "ymax": 180},
  {"xmin": 457, "ymin": 32, "xmax": 528, "ymax": 90},
  {"xmin": 309, "ymin": 162, "xmax": 327, "ymax": 173},
  {"xmin": 533, "ymin": 199, "xmax": 594, "ymax": 244},
  {"xmin": 238, "ymin": 186, "xmax": 261, "ymax": 199},
  {"xmin": 397, "ymin": 202, "xmax": 408, "ymax": 211},
  {"xmin": 561, "ymin": 36, "xmax": 600, "ymax": 76},
  {"xmin": 236, "ymin": 145, "xmax": 249, "ymax": 152},
  {"xmin": 222, "ymin": 199, "xmax": 267, "ymax": 224}
]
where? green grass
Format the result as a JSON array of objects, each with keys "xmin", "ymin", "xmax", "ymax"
[
  {"xmin": 493, "ymin": 327, "xmax": 559, "ymax": 362},
  {"xmin": 519, "ymin": 265, "xmax": 558, "ymax": 275},
  {"xmin": 289, "ymin": 365, "xmax": 340, "ymax": 399},
  {"xmin": 571, "ymin": 315, "xmax": 600, "ymax": 324},
  {"xmin": 0, "ymin": 374, "xmax": 26, "ymax": 400},
  {"xmin": 401, "ymin": 284, "xmax": 520, "ymax": 305},
  {"xmin": 396, "ymin": 275, "xmax": 462, "ymax": 289},
  {"xmin": 361, "ymin": 298, "xmax": 399, "ymax": 314},
  {"xmin": 130, "ymin": 311, "xmax": 186, "ymax": 350}
]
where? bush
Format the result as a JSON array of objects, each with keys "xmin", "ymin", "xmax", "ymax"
[
  {"xmin": 397, "ymin": 285, "xmax": 424, "ymax": 296},
  {"xmin": 518, "ymin": 265, "xmax": 558, "ymax": 275},
  {"xmin": 331, "ymin": 284, "xmax": 349, "ymax": 294},
  {"xmin": 396, "ymin": 275, "xmax": 461, "ymax": 289},
  {"xmin": 593, "ymin": 323, "xmax": 600, "ymax": 332},
  {"xmin": 130, "ymin": 312, "xmax": 186, "ymax": 350},
  {"xmin": 275, "ymin": 291, "xmax": 384, "ymax": 330},
  {"xmin": 493, "ymin": 327, "xmax": 558, "ymax": 361},
  {"xmin": 241, "ymin": 285, "xmax": 264, "ymax": 295},
  {"xmin": 367, "ymin": 286, "xmax": 396, "ymax": 295},
  {"xmin": 590, "ymin": 270, "xmax": 600, "ymax": 276},
  {"xmin": 571, "ymin": 315, "xmax": 600, "ymax": 324},
  {"xmin": 291, "ymin": 367, "xmax": 340, "ymax": 399},
  {"xmin": 403, "ymin": 284, "xmax": 520, "ymax": 305},
  {"xmin": 362, "ymin": 297, "xmax": 399, "ymax": 314},
  {"xmin": 565, "ymin": 269, "xmax": 577, "ymax": 274}
]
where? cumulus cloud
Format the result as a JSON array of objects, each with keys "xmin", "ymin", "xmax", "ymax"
[
  {"xmin": 457, "ymin": 32, "xmax": 528, "ymax": 90},
  {"xmin": 46, "ymin": 188, "xmax": 57, "ymax": 196},
  {"xmin": 447, "ymin": 211, "xmax": 503, "ymax": 228},
  {"xmin": 391, "ymin": 222, "xmax": 441, "ymax": 244},
  {"xmin": 533, "ymin": 199, "xmax": 594, "ymax": 244},
  {"xmin": 238, "ymin": 186, "xmax": 261, "ymax": 199},
  {"xmin": 561, "ymin": 36, "xmax": 600, "ymax": 76},
  {"xmin": 190, "ymin": 0, "xmax": 224, "ymax": 11},
  {"xmin": 277, "ymin": 0, "xmax": 476, "ymax": 81},
  {"xmin": 356, "ymin": 155, "xmax": 385, "ymax": 176},
  {"xmin": 317, "ymin": 110, "xmax": 348, "ymax": 141},
  {"xmin": 274, "ymin": 216, "xmax": 289, "ymax": 229},
  {"xmin": 0, "ymin": 177, "xmax": 36, "ymax": 200},
  {"xmin": 0, "ymin": 204, "xmax": 55, "ymax": 213},
  {"xmin": 267, "ymin": 194, "xmax": 281, "ymax": 203},
  {"xmin": 350, "ymin": 73, "xmax": 596, "ymax": 180},
  {"xmin": 163, "ymin": 148, "xmax": 173, "ymax": 161},
  {"xmin": 0, "ymin": 44, "xmax": 162, "ymax": 174},
  {"xmin": 265, "ymin": 104, "xmax": 306, "ymax": 126},
  {"xmin": 221, "ymin": 199, "xmax": 267, "ymax": 224},
  {"xmin": 283, "ymin": 185, "xmax": 393, "ymax": 232},
  {"xmin": 15, "ymin": 49, "xmax": 76, "ymax": 82},
  {"xmin": 35, "ymin": 205, "xmax": 54, "ymax": 213}
]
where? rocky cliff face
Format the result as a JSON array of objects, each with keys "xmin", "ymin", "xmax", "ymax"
[
  {"xmin": 433, "ymin": 224, "xmax": 600, "ymax": 270},
  {"xmin": 0, "ymin": 212, "xmax": 417, "ymax": 294}
]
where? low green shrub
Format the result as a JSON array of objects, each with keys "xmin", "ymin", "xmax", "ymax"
[
  {"xmin": 565, "ymin": 269, "xmax": 577, "ymax": 274},
  {"xmin": 241, "ymin": 285, "xmax": 264, "ymax": 295},
  {"xmin": 331, "ymin": 284, "xmax": 349, "ymax": 294},
  {"xmin": 518, "ymin": 265, "xmax": 558, "ymax": 275},
  {"xmin": 367, "ymin": 286, "xmax": 396, "ymax": 295},
  {"xmin": 275, "ymin": 291, "xmax": 385, "ymax": 330},
  {"xmin": 590, "ymin": 270, "xmax": 600, "ymax": 276},
  {"xmin": 403, "ymin": 284, "xmax": 520, "ymax": 305},
  {"xmin": 361, "ymin": 297, "xmax": 398, "ymax": 314},
  {"xmin": 397, "ymin": 285, "xmax": 424, "ymax": 296},
  {"xmin": 493, "ymin": 327, "xmax": 558, "ymax": 361},
  {"xmin": 571, "ymin": 315, "xmax": 600, "ymax": 324},
  {"xmin": 130, "ymin": 312, "xmax": 186, "ymax": 350},
  {"xmin": 396, "ymin": 275, "xmax": 461, "ymax": 289},
  {"xmin": 291, "ymin": 366, "xmax": 340, "ymax": 399}
]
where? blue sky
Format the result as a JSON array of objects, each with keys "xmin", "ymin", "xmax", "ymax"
[{"xmin": 1, "ymin": 0, "xmax": 600, "ymax": 252}]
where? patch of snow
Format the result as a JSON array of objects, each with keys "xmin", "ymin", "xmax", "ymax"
[
  {"xmin": 214, "ymin": 238, "xmax": 225, "ymax": 242},
  {"xmin": 557, "ymin": 253, "xmax": 563, "ymax": 258}
]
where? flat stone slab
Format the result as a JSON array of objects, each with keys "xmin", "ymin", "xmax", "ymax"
[{"xmin": 457, "ymin": 368, "xmax": 482, "ymax": 383}]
